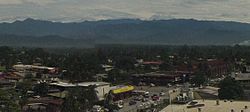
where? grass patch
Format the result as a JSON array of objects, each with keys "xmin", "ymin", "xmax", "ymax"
[{"xmin": 0, "ymin": 66, "xmax": 6, "ymax": 71}]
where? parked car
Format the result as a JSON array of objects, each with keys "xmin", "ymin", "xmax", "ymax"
[
  {"xmin": 115, "ymin": 100, "xmax": 124, "ymax": 109},
  {"xmin": 150, "ymin": 83, "xmax": 155, "ymax": 87},
  {"xmin": 134, "ymin": 96, "xmax": 143, "ymax": 101},
  {"xmin": 129, "ymin": 100, "xmax": 137, "ymax": 105},
  {"xmin": 152, "ymin": 96, "xmax": 160, "ymax": 101},
  {"xmin": 142, "ymin": 98, "xmax": 149, "ymax": 102},
  {"xmin": 144, "ymin": 94, "xmax": 150, "ymax": 98},
  {"xmin": 160, "ymin": 92, "xmax": 165, "ymax": 96},
  {"xmin": 144, "ymin": 92, "xmax": 150, "ymax": 98},
  {"xmin": 91, "ymin": 105, "xmax": 103, "ymax": 112}
]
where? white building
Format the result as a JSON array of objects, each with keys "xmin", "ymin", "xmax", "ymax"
[
  {"xmin": 13, "ymin": 64, "xmax": 55, "ymax": 71},
  {"xmin": 50, "ymin": 81, "xmax": 111, "ymax": 101}
]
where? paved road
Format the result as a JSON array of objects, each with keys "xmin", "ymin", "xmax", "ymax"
[{"xmin": 119, "ymin": 86, "xmax": 174, "ymax": 112}]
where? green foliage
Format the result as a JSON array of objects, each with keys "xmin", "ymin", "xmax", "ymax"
[
  {"xmin": 16, "ymin": 80, "xmax": 33, "ymax": 107},
  {"xmin": 190, "ymin": 72, "xmax": 207, "ymax": 86},
  {"xmin": 114, "ymin": 56, "xmax": 135, "ymax": 71},
  {"xmin": 218, "ymin": 77, "xmax": 244, "ymax": 100},
  {"xmin": 107, "ymin": 69, "xmax": 131, "ymax": 84},
  {"xmin": 0, "ymin": 89, "xmax": 21, "ymax": 112},
  {"xmin": 33, "ymin": 82, "xmax": 48, "ymax": 96},
  {"xmin": 0, "ymin": 45, "xmax": 249, "ymax": 82},
  {"xmin": 62, "ymin": 86, "xmax": 98, "ymax": 112},
  {"xmin": 0, "ymin": 66, "xmax": 6, "ymax": 72}
]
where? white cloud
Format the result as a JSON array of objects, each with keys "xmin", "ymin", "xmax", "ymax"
[
  {"xmin": 0, "ymin": 0, "xmax": 56, "ymax": 5},
  {"xmin": 1, "ymin": 0, "xmax": 250, "ymax": 22},
  {"xmin": 0, "ymin": 0, "xmax": 22, "ymax": 5},
  {"xmin": 22, "ymin": 0, "xmax": 56, "ymax": 5}
]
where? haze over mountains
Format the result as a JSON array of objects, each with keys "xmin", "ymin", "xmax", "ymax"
[{"xmin": 1, "ymin": 18, "xmax": 250, "ymax": 48}]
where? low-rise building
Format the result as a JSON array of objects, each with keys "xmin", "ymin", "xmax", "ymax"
[
  {"xmin": 161, "ymin": 100, "xmax": 250, "ymax": 112},
  {"xmin": 232, "ymin": 72, "xmax": 250, "ymax": 89},
  {"xmin": 132, "ymin": 71, "xmax": 191, "ymax": 86},
  {"xmin": 13, "ymin": 64, "xmax": 59, "ymax": 78},
  {"xmin": 110, "ymin": 85, "xmax": 134, "ymax": 101},
  {"xmin": 49, "ymin": 81, "xmax": 111, "ymax": 101},
  {"xmin": 23, "ymin": 97, "xmax": 64, "ymax": 112}
]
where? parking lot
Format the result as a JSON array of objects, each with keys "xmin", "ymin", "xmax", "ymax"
[{"xmin": 119, "ymin": 86, "xmax": 175, "ymax": 112}]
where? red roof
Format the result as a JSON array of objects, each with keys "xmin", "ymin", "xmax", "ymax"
[
  {"xmin": 143, "ymin": 61, "xmax": 163, "ymax": 65},
  {"xmin": 207, "ymin": 60, "xmax": 226, "ymax": 66}
]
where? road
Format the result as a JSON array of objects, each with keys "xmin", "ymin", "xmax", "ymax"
[{"xmin": 119, "ymin": 86, "xmax": 175, "ymax": 112}]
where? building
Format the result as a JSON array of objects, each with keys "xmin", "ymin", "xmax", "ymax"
[
  {"xmin": 13, "ymin": 64, "xmax": 60, "ymax": 78},
  {"xmin": 23, "ymin": 97, "xmax": 64, "ymax": 112},
  {"xmin": 132, "ymin": 71, "xmax": 191, "ymax": 86},
  {"xmin": 110, "ymin": 85, "xmax": 134, "ymax": 101},
  {"xmin": 101, "ymin": 64, "xmax": 114, "ymax": 72},
  {"xmin": 49, "ymin": 81, "xmax": 135, "ymax": 102},
  {"xmin": 204, "ymin": 59, "xmax": 230, "ymax": 77},
  {"xmin": 0, "ymin": 72, "xmax": 22, "ymax": 89},
  {"xmin": 49, "ymin": 81, "xmax": 111, "ymax": 101},
  {"xmin": 232, "ymin": 72, "xmax": 250, "ymax": 89},
  {"xmin": 160, "ymin": 100, "xmax": 250, "ymax": 112},
  {"xmin": 141, "ymin": 61, "xmax": 163, "ymax": 70},
  {"xmin": 13, "ymin": 64, "xmax": 56, "ymax": 72}
]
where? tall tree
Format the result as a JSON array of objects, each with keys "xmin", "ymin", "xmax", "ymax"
[
  {"xmin": 0, "ymin": 89, "xmax": 20, "ymax": 112},
  {"xmin": 190, "ymin": 72, "xmax": 207, "ymax": 87},
  {"xmin": 33, "ymin": 82, "xmax": 49, "ymax": 96},
  {"xmin": 62, "ymin": 86, "xmax": 98, "ymax": 112},
  {"xmin": 218, "ymin": 77, "xmax": 244, "ymax": 100}
]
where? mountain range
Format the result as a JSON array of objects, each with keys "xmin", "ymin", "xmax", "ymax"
[{"xmin": 1, "ymin": 18, "xmax": 250, "ymax": 47}]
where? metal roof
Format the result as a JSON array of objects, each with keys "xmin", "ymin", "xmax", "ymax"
[{"xmin": 49, "ymin": 81, "xmax": 110, "ymax": 87}]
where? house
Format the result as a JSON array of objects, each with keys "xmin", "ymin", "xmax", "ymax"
[
  {"xmin": 49, "ymin": 81, "xmax": 111, "ymax": 101},
  {"xmin": 23, "ymin": 97, "xmax": 64, "ymax": 112},
  {"xmin": 131, "ymin": 71, "xmax": 191, "ymax": 86},
  {"xmin": 232, "ymin": 72, "xmax": 250, "ymax": 89},
  {"xmin": 205, "ymin": 59, "xmax": 230, "ymax": 77},
  {"xmin": 142, "ymin": 61, "xmax": 163, "ymax": 70},
  {"xmin": 12, "ymin": 64, "xmax": 60, "ymax": 78}
]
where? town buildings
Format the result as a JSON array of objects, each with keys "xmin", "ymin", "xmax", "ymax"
[
  {"xmin": 132, "ymin": 71, "xmax": 192, "ymax": 86},
  {"xmin": 160, "ymin": 100, "xmax": 250, "ymax": 112}
]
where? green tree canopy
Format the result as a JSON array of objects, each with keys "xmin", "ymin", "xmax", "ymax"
[
  {"xmin": 33, "ymin": 82, "xmax": 49, "ymax": 96},
  {"xmin": 0, "ymin": 89, "xmax": 20, "ymax": 112},
  {"xmin": 62, "ymin": 86, "xmax": 98, "ymax": 112},
  {"xmin": 218, "ymin": 77, "xmax": 244, "ymax": 100},
  {"xmin": 190, "ymin": 72, "xmax": 207, "ymax": 87}
]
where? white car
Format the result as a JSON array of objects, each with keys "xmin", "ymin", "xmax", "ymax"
[
  {"xmin": 160, "ymin": 92, "xmax": 165, "ymax": 96},
  {"xmin": 115, "ymin": 100, "xmax": 124, "ymax": 109},
  {"xmin": 92, "ymin": 105, "xmax": 102, "ymax": 112},
  {"xmin": 150, "ymin": 83, "xmax": 155, "ymax": 87}
]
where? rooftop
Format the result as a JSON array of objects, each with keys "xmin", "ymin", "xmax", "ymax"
[
  {"xmin": 13, "ymin": 64, "xmax": 55, "ymax": 70},
  {"xmin": 132, "ymin": 72, "xmax": 182, "ymax": 77},
  {"xmin": 142, "ymin": 61, "xmax": 163, "ymax": 65},
  {"xmin": 49, "ymin": 81, "xmax": 110, "ymax": 87},
  {"xmin": 160, "ymin": 100, "xmax": 250, "ymax": 112}
]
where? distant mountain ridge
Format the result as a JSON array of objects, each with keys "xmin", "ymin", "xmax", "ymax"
[{"xmin": 0, "ymin": 18, "xmax": 250, "ymax": 47}]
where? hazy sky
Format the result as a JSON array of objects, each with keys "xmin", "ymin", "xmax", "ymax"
[{"xmin": 0, "ymin": 0, "xmax": 250, "ymax": 22}]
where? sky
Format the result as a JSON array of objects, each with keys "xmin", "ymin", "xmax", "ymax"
[{"xmin": 0, "ymin": 0, "xmax": 250, "ymax": 23}]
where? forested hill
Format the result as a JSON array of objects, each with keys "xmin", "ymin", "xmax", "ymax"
[{"xmin": 1, "ymin": 18, "xmax": 250, "ymax": 47}]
